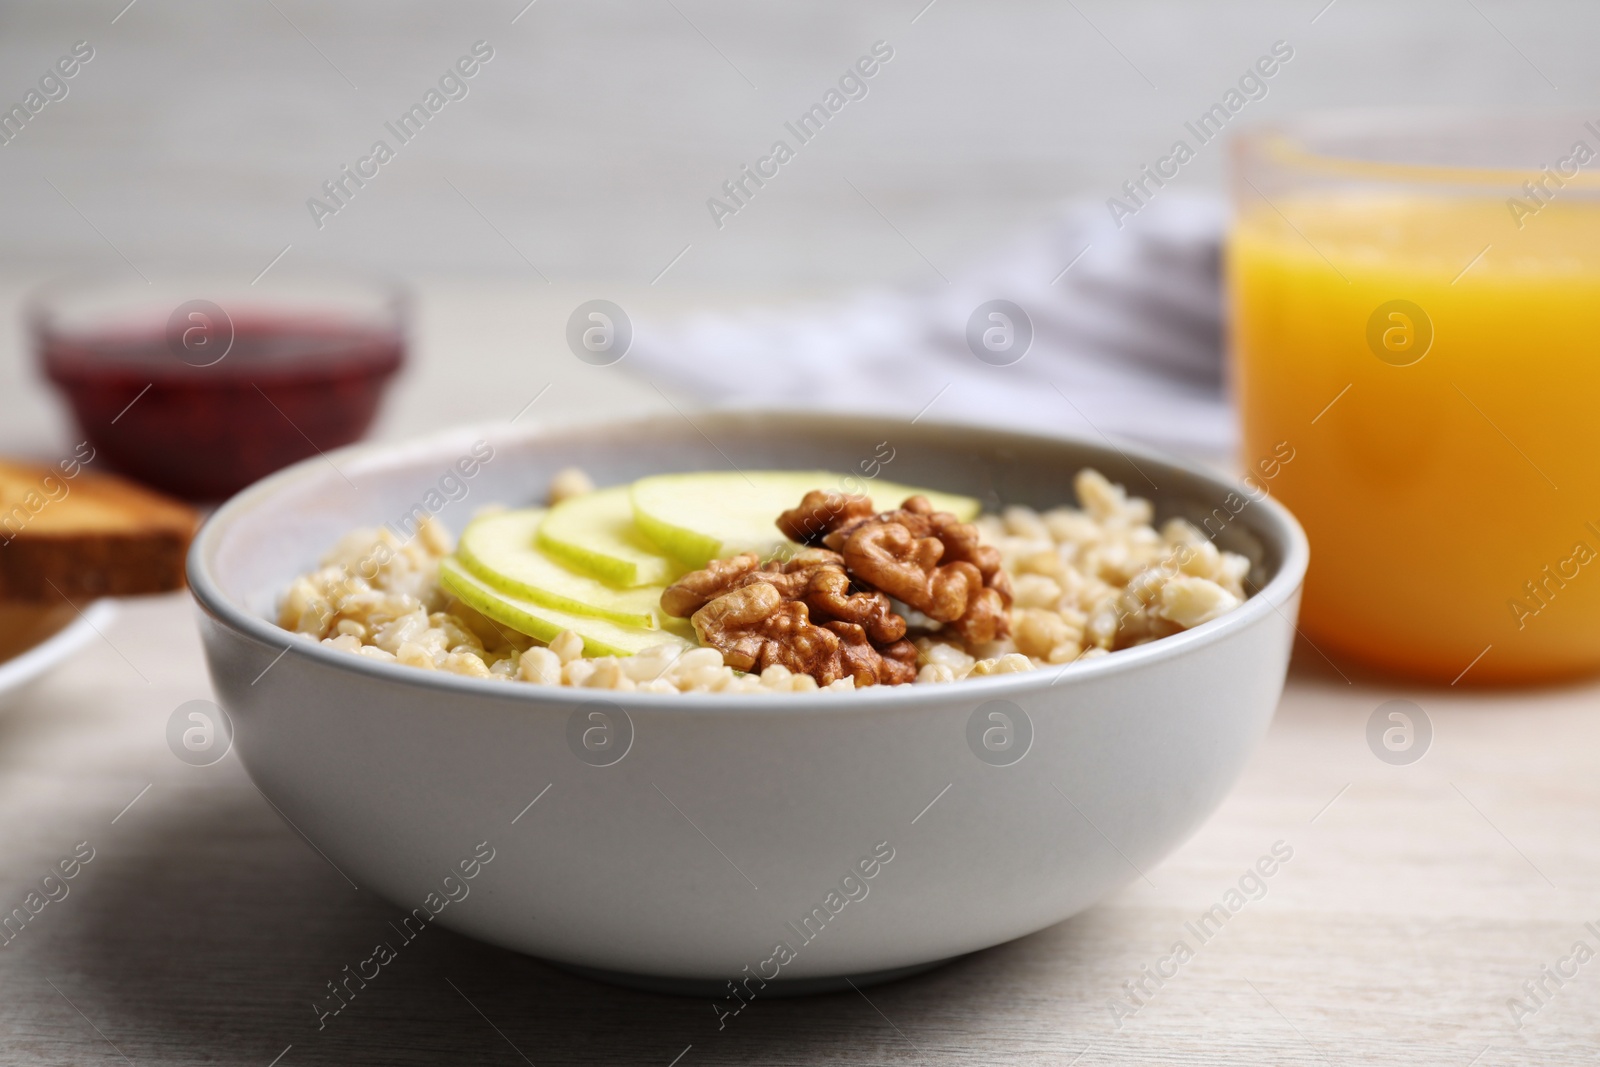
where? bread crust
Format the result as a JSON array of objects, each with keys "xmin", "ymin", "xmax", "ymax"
[{"xmin": 0, "ymin": 461, "xmax": 198, "ymax": 601}]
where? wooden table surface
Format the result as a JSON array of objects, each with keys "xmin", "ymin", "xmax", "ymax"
[{"xmin": 1, "ymin": 283, "xmax": 1597, "ymax": 1066}]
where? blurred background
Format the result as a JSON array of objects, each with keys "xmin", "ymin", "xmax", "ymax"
[
  {"xmin": 0, "ymin": 0, "xmax": 1591, "ymax": 283},
  {"xmin": 2, "ymin": 0, "xmax": 1596, "ymax": 455}
]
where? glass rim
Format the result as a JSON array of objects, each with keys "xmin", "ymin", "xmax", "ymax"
[
  {"xmin": 25, "ymin": 265, "xmax": 411, "ymax": 336},
  {"xmin": 1233, "ymin": 108, "xmax": 1600, "ymax": 190}
]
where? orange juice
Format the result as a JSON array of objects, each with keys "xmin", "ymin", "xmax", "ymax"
[{"xmin": 1230, "ymin": 192, "xmax": 1600, "ymax": 683}]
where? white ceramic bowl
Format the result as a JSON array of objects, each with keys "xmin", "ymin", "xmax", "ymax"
[{"xmin": 189, "ymin": 413, "xmax": 1307, "ymax": 995}]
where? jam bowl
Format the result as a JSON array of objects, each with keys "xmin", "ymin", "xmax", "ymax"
[{"xmin": 32, "ymin": 271, "xmax": 407, "ymax": 501}]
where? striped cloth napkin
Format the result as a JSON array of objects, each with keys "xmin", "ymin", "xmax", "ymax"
[{"xmin": 628, "ymin": 192, "xmax": 1231, "ymax": 455}]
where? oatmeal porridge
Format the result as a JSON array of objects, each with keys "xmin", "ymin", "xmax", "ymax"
[{"xmin": 278, "ymin": 468, "xmax": 1250, "ymax": 693}]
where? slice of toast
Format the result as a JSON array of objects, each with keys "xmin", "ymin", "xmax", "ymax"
[{"xmin": 0, "ymin": 459, "xmax": 199, "ymax": 601}]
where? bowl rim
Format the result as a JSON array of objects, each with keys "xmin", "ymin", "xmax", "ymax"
[{"xmin": 187, "ymin": 412, "xmax": 1309, "ymax": 714}]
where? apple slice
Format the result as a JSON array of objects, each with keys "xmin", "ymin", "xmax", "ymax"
[
  {"xmin": 439, "ymin": 557, "xmax": 692, "ymax": 658},
  {"xmin": 536, "ymin": 485, "xmax": 680, "ymax": 588},
  {"xmin": 457, "ymin": 508, "xmax": 666, "ymax": 629},
  {"xmin": 631, "ymin": 471, "xmax": 983, "ymax": 567}
]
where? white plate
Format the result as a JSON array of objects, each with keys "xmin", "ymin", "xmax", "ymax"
[{"xmin": 0, "ymin": 601, "xmax": 117, "ymax": 709}]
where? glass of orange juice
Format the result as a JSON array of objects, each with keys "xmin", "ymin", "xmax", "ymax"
[{"xmin": 1229, "ymin": 112, "xmax": 1600, "ymax": 684}]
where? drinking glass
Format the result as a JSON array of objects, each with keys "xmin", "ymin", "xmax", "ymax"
[{"xmin": 1230, "ymin": 112, "xmax": 1600, "ymax": 683}]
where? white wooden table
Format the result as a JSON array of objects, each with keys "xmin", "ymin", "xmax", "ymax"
[{"xmin": 1, "ymin": 282, "xmax": 1596, "ymax": 1066}]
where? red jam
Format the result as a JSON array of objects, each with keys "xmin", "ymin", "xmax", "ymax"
[{"xmin": 41, "ymin": 316, "xmax": 403, "ymax": 500}]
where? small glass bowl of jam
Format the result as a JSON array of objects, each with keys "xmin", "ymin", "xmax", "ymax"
[{"xmin": 31, "ymin": 271, "xmax": 407, "ymax": 500}]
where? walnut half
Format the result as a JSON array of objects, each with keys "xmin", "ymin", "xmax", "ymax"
[
  {"xmin": 659, "ymin": 490, "xmax": 1009, "ymax": 686},
  {"xmin": 660, "ymin": 548, "xmax": 916, "ymax": 686},
  {"xmin": 806, "ymin": 494, "xmax": 1013, "ymax": 645},
  {"xmin": 777, "ymin": 490, "xmax": 875, "ymax": 546}
]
